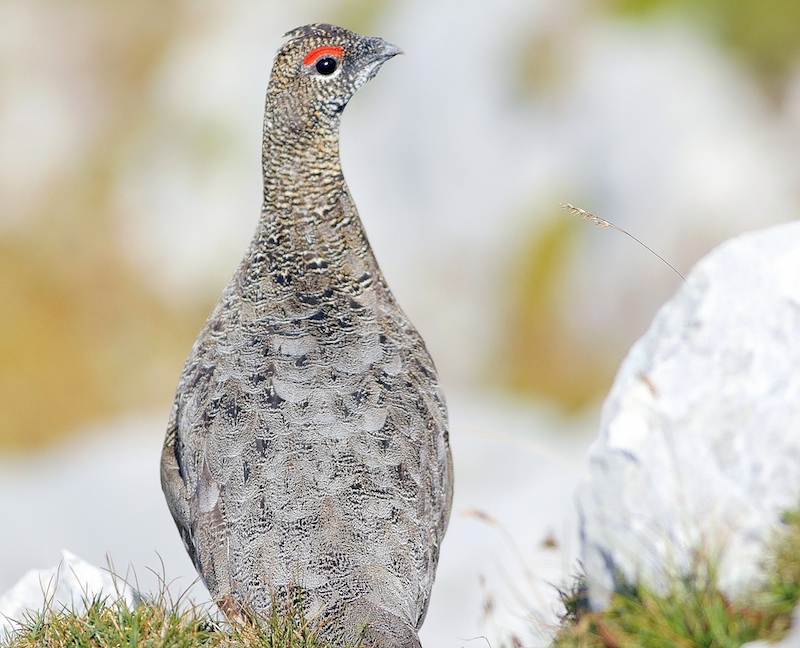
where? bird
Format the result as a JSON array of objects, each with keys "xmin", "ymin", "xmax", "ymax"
[{"xmin": 160, "ymin": 23, "xmax": 453, "ymax": 648}]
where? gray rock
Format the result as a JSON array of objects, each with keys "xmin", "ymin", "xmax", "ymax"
[
  {"xmin": 577, "ymin": 221, "xmax": 800, "ymax": 610},
  {"xmin": 0, "ymin": 550, "xmax": 135, "ymax": 639}
]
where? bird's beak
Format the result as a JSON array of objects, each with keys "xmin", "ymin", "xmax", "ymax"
[
  {"xmin": 379, "ymin": 41, "xmax": 404, "ymax": 59},
  {"xmin": 355, "ymin": 37, "xmax": 404, "ymax": 88},
  {"xmin": 368, "ymin": 37, "xmax": 403, "ymax": 63}
]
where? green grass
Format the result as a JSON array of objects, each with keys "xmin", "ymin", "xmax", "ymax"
[
  {"xmin": 551, "ymin": 509, "xmax": 800, "ymax": 647},
  {"xmin": 1, "ymin": 592, "xmax": 364, "ymax": 648}
]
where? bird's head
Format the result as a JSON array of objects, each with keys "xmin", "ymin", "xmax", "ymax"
[{"xmin": 266, "ymin": 23, "xmax": 402, "ymax": 133}]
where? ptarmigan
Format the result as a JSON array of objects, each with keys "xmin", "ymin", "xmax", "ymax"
[{"xmin": 160, "ymin": 23, "xmax": 453, "ymax": 648}]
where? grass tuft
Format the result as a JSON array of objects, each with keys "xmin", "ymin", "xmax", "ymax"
[
  {"xmin": 1, "ymin": 592, "xmax": 364, "ymax": 648},
  {"xmin": 551, "ymin": 508, "xmax": 800, "ymax": 647}
]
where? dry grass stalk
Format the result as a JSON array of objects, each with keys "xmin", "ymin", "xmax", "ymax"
[{"xmin": 561, "ymin": 203, "xmax": 686, "ymax": 282}]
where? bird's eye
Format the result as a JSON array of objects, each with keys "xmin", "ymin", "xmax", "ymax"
[
  {"xmin": 315, "ymin": 56, "xmax": 338, "ymax": 76},
  {"xmin": 303, "ymin": 46, "xmax": 343, "ymax": 76}
]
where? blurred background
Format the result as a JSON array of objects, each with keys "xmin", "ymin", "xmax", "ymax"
[{"xmin": 1, "ymin": 0, "xmax": 800, "ymax": 645}]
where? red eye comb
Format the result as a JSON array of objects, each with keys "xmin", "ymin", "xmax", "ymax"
[{"xmin": 303, "ymin": 45, "xmax": 344, "ymax": 66}]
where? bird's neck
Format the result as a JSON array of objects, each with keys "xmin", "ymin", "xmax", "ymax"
[
  {"xmin": 260, "ymin": 103, "xmax": 346, "ymax": 215},
  {"xmin": 249, "ymin": 105, "xmax": 382, "ymax": 296}
]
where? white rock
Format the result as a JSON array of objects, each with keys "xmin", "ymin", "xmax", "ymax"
[
  {"xmin": 0, "ymin": 550, "xmax": 136, "ymax": 639},
  {"xmin": 577, "ymin": 221, "xmax": 800, "ymax": 610}
]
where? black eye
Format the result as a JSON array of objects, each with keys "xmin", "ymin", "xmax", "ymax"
[{"xmin": 316, "ymin": 57, "xmax": 338, "ymax": 76}]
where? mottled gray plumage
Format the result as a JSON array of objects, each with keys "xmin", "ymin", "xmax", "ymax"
[{"xmin": 160, "ymin": 23, "xmax": 453, "ymax": 647}]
